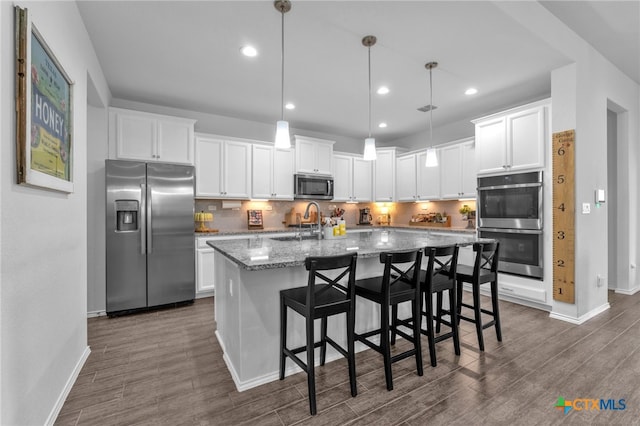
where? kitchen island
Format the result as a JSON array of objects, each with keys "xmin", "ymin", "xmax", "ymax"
[{"xmin": 207, "ymin": 228, "xmax": 486, "ymax": 391}]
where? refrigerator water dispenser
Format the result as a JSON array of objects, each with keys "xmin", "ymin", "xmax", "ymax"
[{"xmin": 115, "ymin": 200, "xmax": 139, "ymax": 231}]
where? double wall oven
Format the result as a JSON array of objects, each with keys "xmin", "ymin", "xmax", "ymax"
[{"xmin": 477, "ymin": 171, "xmax": 544, "ymax": 280}]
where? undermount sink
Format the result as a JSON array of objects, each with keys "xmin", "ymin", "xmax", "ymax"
[{"xmin": 270, "ymin": 235, "xmax": 319, "ymax": 242}]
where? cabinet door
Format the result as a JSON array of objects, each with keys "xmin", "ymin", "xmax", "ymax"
[
  {"xmin": 416, "ymin": 150, "xmax": 440, "ymax": 200},
  {"xmin": 315, "ymin": 143, "xmax": 333, "ymax": 175},
  {"xmin": 272, "ymin": 148, "xmax": 294, "ymax": 199},
  {"xmin": 508, "ymin": 106, "xmax": 545, "ymax": 171},
  {"xmin": 157, "ymin": 119, "xmax": 194, "ymax": 165},
  {"xmin": 352, "ymin": 158, "xmax": 372, "ymax": 202},
  {"xmin": 332, "ymin": 155, "xmax": 352, "ymax": 201},
  {"xmin": 224, "ymin": 141, "xmax": 251, "ymax": 199},
  {"xmin": 251, "ymin": 145, "xmax": 274, "ymax": 199},
  {"xmin": 396, "ymin": 155, "xmax": 417, "ymax": 201},
  {"xmin": 195, "ymin": 136, "xmax": 224, "ymax": 197},
  {"xmin": 196, "ymin": 248, "xmax": 216, "ymax": 294},
  {"xmin": 440, "ymin": 145, "xmax": 463, "ymax": 199},
  {"xmin": 460, "ymin": 142, "xmax": 477, "ymax": 197},
  {"xmin": 115, "ymin": 113, "xmax": 156, "ymax": 161},
  {"xmin": 295, "ymin": 139, "xmax": 317, "ymax": 174},
  {"xmin": 374, "ymin": 150, "xmax": 395, "ymax": 201},
  {"xmin": 475, "ymin": 117, "xmax": 507, "ymax": 175}
]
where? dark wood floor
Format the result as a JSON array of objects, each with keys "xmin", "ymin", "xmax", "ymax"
[{"xmin": 55, "ymin": 290, "xmax": 640, "ymax": 425}]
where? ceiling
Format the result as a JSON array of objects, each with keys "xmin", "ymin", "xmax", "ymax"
[{"xmin": 77, "ymin": 1, "xmax": 639, "ymax": 144}]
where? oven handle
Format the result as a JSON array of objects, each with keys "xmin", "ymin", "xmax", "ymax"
[
  {"xmin": 478, "ymin": 182, "xmax": 542, "ymax": 190},
  {"xmin": 479, "ymin": 228, "xmax": 543, "ymax": 235}
]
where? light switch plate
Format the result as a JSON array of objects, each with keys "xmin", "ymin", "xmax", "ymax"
[{"xmin": 582, "ymin": 203, "xmax": 591, "ymax": 214}]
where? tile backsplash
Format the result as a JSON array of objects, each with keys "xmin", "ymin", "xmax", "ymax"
[{"xmin": 195, "ymin": 198, "xmax": 476, "ymax": 231}]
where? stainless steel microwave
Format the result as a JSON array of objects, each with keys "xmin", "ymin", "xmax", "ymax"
[{"xmin": 294, "ymin": 174, "xmax": 334, "ymax": 200}]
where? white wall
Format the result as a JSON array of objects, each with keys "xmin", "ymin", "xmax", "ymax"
[
  {"xmin": 497, "ymin": 0, "xmax": 640, "ymax": 323},
  {"xmin": 0, "ymin": 1, "xmax": 110, "ymax": 424}
]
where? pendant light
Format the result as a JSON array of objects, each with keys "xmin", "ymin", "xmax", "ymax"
[
  {"xmin": 362, "ymin": 35, "xmax": 377, "ymax": 161},
  {"xmin": 425, "ymin": 61, "xmax": 438, "ymax": 167},
  {"xmin": 274, "ymin": 1, "xmax": 291, "ymax": 149}
]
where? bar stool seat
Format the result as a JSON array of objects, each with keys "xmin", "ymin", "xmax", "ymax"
[
  {"xmin": 280, "ymin": 253, "xmax": 358, "ymax": 416},
  {"xmin": 355, "ymin": 249, "xmax": 423, "ymax": 391}
]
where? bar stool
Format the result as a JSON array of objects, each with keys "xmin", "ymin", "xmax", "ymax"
[
  {"xmin": 279, "ymin": 253, "xmax": 358, "ymax": 416},
  {"xmin": 455, "ymin": 242, "xmax": 501, "ymax": 351},
  {"xmin": 355, "ymin": 249, "xmax": 423, "ymax": 391},
  {"xmin": 393, "ymin": 244, "xmax": 460, "ymax": 367}
]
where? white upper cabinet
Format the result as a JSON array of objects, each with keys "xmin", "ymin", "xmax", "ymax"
[
  {"xmin": 439, "ymin": 139, "xmax": 475, "ymax": 199},
  {"xmin": 374, "ymin": 148, "xmax": 396, "ymax": 202},
  {"xmin": 109, "ymin": 107, "xmax": 195, "ymax": 165},
  {"xmin": 473, "ymin": 100, "xmax": 548, "ymax": 176},
  {"xmin": 294, "ymin": 135, "xmax": 334, "ymax": 175},
  {"xmin": 252, "ymin": 144, "xmax": 294, "ymax": 200},
  {"xmin": 397, "ymin": 152, "xmax": 440, "ymax": 202},
  {"xmin": 195, "ymin": 134, "xmax": 251, "ymax": 199},
  {"xmin": 396, "ymin": 154, "xmax": 418, "ymax": 202},
  {"xmin": 416, "ymin": 150, "xmax": 440, "ymax": 200},
  {"xmin": 332, "ymin": 154, "xmax": 372, "ymax": 202}
]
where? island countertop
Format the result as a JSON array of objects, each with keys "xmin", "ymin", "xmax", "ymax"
[{"xmin": 207, "ymin": 229, "xmax": 488, "ymax": 271}]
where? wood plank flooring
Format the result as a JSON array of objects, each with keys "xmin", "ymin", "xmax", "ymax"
[{"xmin": 55, "ymin": 291, "xmax": 640, "ymax": 425}]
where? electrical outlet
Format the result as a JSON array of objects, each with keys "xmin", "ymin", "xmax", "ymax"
[
  {"xmin": 265, "ymin": 205, "xmax": 273, "ymax": 211},
  {"xmin": 582, "ymin": 203, "xmax": 590, "ymax": 214},
  {"xmin": 208, "ymin": 205, "xmax": 216, "ymax": 211}
]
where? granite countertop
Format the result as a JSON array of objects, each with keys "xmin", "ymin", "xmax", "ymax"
[
  {"xmin": 196, "ymin": 224, "xmax": 476, "ymax": 238},
  {"xmin": 207, "ymin": 229, "xmax": 488, "ymax": 271}
]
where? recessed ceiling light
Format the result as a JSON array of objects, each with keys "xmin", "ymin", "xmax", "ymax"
[
  {"xmin": 378, "ymin": 122, "xmax": 387, "ymax": 128},
  {"xmin": 377, "ymin": 86, "xmax": 390, "ymax": 95},
  {"xmin": 465, "ymin": 88, "xmax": 478, "ymax": 95},
  {"xmin": 285, "ymin": 103, "xmax": 295, "ymax": 110},
  {"xmin": 240, "ymin": 45, "xmax": 258, "ymax": 57}
]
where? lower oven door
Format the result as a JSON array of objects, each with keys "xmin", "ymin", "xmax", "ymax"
[{"xmin": 478, "ymin": 228, "xmax": 543, "ymax": 280}]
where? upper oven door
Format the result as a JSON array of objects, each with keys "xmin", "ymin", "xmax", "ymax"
[{"xmin": 477, "ymin": 171, "xmax": 543, "ymax": 229}]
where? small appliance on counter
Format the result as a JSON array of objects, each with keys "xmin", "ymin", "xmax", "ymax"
[{"xmin": 358, "ymin": 208, "xmax": 372, "ymax": 225}]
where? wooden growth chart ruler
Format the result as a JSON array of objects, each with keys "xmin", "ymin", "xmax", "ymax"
[{"xmin": 552, "ymin": 129, "xmax": 575, "ymax": 303}]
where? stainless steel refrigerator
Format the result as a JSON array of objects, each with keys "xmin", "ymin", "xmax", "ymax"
[{"xmin": 106, "ymin": 159, "xmax": 195, "ymax": 315}]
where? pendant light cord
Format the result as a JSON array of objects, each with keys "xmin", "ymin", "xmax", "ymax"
[
  {"xmin": 368, "ymin": 45, "xmax": 372, "ymax": 138},
  {"xmin": 280, "ymin": 9, "xmax": 285, "ymax": 121},
  {"xmin": 429, "ymin": 66, "xmax": 433, "ymax": 143}
]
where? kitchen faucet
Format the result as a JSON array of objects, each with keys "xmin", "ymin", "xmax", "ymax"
[{"xmin": 303, "ymin": 201, "xmax": 322, "ymax": 240}]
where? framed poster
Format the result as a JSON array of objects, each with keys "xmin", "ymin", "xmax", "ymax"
[
  {"xmin": 15, "ymin": 6, "xmax": 74, "ymax": 193},
  {"xmin": 247, "ymin": 210, "xmax": 264, "ymax": 229}
]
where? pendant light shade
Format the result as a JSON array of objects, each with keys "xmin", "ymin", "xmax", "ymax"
[
  {"xmin": 363, "ymin": 138, "xmax": 376, "ymax": 161},
  {"xmin": 275, "ymin": 120, "xmax": 290, "ymax": 148},
  {"xmin": 425, "ymin": 148, "xmax": 438, "ymax": 167},
  {"xmin": 274, "ymin": 1, "xmax": 291, "ymax": 149},
  {"xmin": 425, "ymin": 61, "xmax": 438, "ymax": 167},
  {"xmin": 362, "ymin": 35, "xmax": 377, "ymax": 161}
]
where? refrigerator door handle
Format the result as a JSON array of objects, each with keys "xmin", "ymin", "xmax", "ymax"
[
  {"xmin": 140, "ymin": 183, "xmax": 146, "ymax": 255},
  {"xmin": 147, "ymin": 184, "xmax": 153, "ymax": 254}
]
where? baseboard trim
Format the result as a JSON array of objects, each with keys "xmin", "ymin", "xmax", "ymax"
[
  {"xmin": 549, "ymin": 303, "xmax": 611, "ymax": 325},
  {"xmin": 614, "ymin": 286, "xmax": 640, "ymax": 295},
  {"xmin": 46, "ymin": 345, "xmax": 91, "ymax": 425},
  {"xmin": 87, "ymin": 310, "xmax": 106, "ymax": 318}
]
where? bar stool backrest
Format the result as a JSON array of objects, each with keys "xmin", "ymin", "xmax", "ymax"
[
  {"xmin": 425, "ymin": 245, "xmax": 459, "ymax": 284},
  {"xmin": 379, "ymin": 249, "xmax": 423, "ymax": 297},
  {"xmin": 304, "ymin": 253, "xmax": 358, "ymax": 311},
  {"xmin": 472, "ymin": 241, "xmax": 500, "ymax": 277}
]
